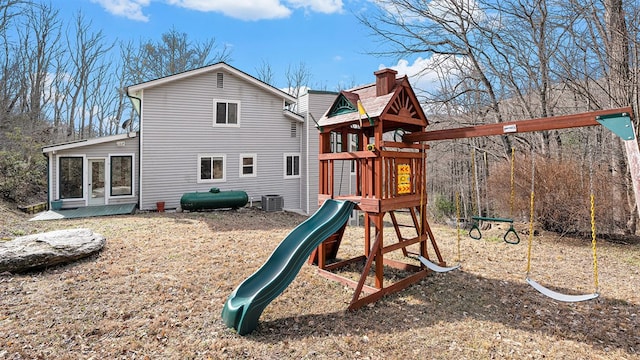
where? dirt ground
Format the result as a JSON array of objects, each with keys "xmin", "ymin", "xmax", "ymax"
[{"xmin": 1, "ymin": 203, "xmax": 639, "ymax": 359}]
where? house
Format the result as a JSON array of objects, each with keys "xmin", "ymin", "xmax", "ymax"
[{"xmin": 42, "ymin": 62, "xmax": 337, "ymax": 214}]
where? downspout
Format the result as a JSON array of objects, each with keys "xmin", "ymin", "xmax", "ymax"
[
  {"xmin": 298, "ymin": 99, "xmax": 303, "ymax": 213},
  {"xmin": 125, "ymin": 87, "xmax": 142, "ymax": 210},
  {"xmin": 43, "ymin": 152, "xmax": 50, "ymax": 208},
  {"xmin": 306, "ymin": 109, "xmax": 310, "ymax": 215}
]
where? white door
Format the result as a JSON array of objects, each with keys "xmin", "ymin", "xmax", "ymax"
[{"xmin": 89, "ymin": 159, "xmax": 105, "ymax": 206}]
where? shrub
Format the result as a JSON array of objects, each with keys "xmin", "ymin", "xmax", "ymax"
[
  {"xmin": 487, "ymin": 154, "xmax": 613, "ymax": 236},
  {"xmin": 0, "ymin": 129, "xmax": 47, "ymax": 204},
  {"xmin": 431, "ymin": 193, "xmax": 456, "ymax": 221}
]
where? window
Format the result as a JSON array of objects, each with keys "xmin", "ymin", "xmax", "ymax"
[
  {"xmin": 240, "ymin": 154, "xmax": 257, "ymax": 177},
  {"xmin": 110, "ymin": 155, "xmax": 133, "ymax": 196},
  {"xmin": 290, "ymin": 121, "xmax": 297, "ymax": 138},
  {"xmin": 198, "ymin": 154, "xmax": 226, "ymax": 182},
  {"xmin": 59, "ymin": 156, "xmax": 83, "ymax": 199},
  {"xmin": 213, "ymin": 100, "xmax": 240, "ymax": 126},
  {"xmin": 330, "ymin": 131, "xmax": 343, "ymax": 153},
  {"xmin": 284, "ymin": 153, "xmax": 300, "ymax": 178}
]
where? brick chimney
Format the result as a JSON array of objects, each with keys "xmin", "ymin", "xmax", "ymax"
[{"xmin": 374, "ymin": 68, "xmax": 398, "ymax": 96}]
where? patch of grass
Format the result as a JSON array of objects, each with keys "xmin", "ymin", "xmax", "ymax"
[
  {"xmin": 483, "ymin": 235, "xmax": 503, "ymax": 243},
  {"xmin": 624, "ymin": 255, "xmax": 640, "ymax": 268},
  {"xmin": 10, "ymin": 229, "xmax": 26, "ymax": 236}
]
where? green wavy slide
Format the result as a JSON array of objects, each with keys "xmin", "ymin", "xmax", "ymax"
[{"xmin": 221, "ymin": 199, "xmax": 356, "ymax": 335}]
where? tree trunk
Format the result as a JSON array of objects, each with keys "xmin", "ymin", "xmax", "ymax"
[{"xmin": 604, "ymin": 0, "xmax": 635, "ymax": 234}]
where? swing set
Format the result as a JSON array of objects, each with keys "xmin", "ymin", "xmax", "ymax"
[
  {"xmin": 405, "ymin": 107, "xmax": 637, "ymax": 302},
  {"xmin": 314, "ymin": 68, "xmax": 636, "ymax": 309}
]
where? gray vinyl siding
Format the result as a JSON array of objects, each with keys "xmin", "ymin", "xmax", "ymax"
[
  {"xmin": 139, "ymin": 69, "xmax": 302, "ymax": 211},
  {"xmin": 48, "ymin": 137, "xmax": 139, "ymax": 209},
  {"xmin": 299, "ymin": 91, "xmax": 338, "ymax": 214}
]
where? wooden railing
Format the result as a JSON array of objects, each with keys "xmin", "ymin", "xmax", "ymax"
[{"xmin": 319, "ymin": 147, "xmax": 427, "ymax": 212}]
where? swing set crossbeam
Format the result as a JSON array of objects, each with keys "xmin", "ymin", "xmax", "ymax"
[{"xmin": 403, "ymin": 107, "xmax": 634, "ymax": 143}]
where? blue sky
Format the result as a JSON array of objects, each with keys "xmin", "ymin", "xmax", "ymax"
[{"xmin": 51, "ymin": 0, "xmax": 436, "ymax": 92}]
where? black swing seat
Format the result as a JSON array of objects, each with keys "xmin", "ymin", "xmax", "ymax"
[{"xmin": 526, "ymin": 277, "xmax": 599, "ymax": 302}]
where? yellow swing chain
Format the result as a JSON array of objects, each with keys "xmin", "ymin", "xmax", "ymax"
[
  {"xmin": 590, "ymin": 193, "xmax": 599, "ymax": 292},
  {"xmin": 455, "ymin": 191, "xmax": 461, "ymax": 263},
  {"xmin": 526, "ymin": 150, "xmax": 535, "ymax": 276},
  {"xmin": 589, "ymin": 153, "xmax": 600, "ymax": 293},
  {"xmin": 510, "ymin": 147, "xmax": 515, "ymax": 218},
  {"xmin": 471, "ymin": 148, "xmax": 478, "ymax": 216}
]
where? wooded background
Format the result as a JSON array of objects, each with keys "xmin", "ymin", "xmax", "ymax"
[
  {"xmin": 1, "ymin": 0, "xmax": 639, "ymax": 234},
  {"xmin": 362, "ymin": 0, "xmax": 640, "ymax": 235}
]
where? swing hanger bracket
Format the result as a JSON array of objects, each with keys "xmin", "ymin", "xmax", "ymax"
[{"xmin": 596, "ymin": 112, "xmax": 635, "ymax": 141}]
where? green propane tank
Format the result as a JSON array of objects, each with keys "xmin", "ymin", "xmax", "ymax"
[{"xmin": 180, "ymin": 188, "xmax": 248, "ymax": 211}]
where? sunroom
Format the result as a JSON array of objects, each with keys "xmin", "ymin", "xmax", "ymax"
[{"xmin": 42, "ymin": 132, "xmax": 139, "ymax": 210}]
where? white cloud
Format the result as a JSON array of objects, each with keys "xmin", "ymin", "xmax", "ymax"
[
  {"xmin": 167, "ymin": 0, "xmax": 292, "ymax": 20},
  {"xmin": 91, "ymin": 0, "xmax": 151, "ymax": 22},
  {"xmin": 286, "ymin": 0, "xmax": 343, "ymax": 14},
  {"xmin": 381, "ymin": 57, "xmax": 442, "ymax": 95},
  {"xmin": 95, "ymin": 0, "xmax": 343, "ymax": 22},
  {"xmin": 372, "ymin": 0, "xmax": 486, "ymax": 27},
  {"xmin": 427, "ymin": 0, "xmax": 485, "ymax": 24}
]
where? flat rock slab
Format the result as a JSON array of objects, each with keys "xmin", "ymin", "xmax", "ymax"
[{"xmin": 0, "ymin": 228, "xmax": 106, "ymax": 273}]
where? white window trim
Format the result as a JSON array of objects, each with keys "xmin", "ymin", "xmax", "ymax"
[
  {"xmin": 197, "ymin": 154, "xmax": 226, "ymax": 183},
  {"xmin": 212, "ymin": 99, "xmax": 241, "ymax": 127},
  {"xmin": 108, "ymin": 153, "xmax": 136, "ymax": 198},
  {"xmin": 283, "ymin": 153, "xmax": 301, "ymax": 179},
  {"xmin": 239, "ymin": 153, "xmax": 257, "ymax": 178},
  {"xmin": 56, "ymin": 154, "xmax": 87, "ymax": 201}
]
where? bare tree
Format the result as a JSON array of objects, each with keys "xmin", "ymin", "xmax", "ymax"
[
  {"xmin": 285, "ymin": 61, "xmax": 311, "ymax": 99},
  {"xmin": 483, "ymin": 0, "xmax": 579, "ymax": 158},
  {"xmin": 554, "ymin": 0, "xmax": 636, "ymax": 233},
  {"xmin": 24, "ymin": 3, "xmax": 61, "ymax": 130},
  {"xmin": 363, "ymin": 0, "xmax": 640, "ymax": 233},
  {"xmin": 358, "ymin": 0, "xmax": 513, "ymax": 155},
  {"xmin": 0, "ymin": 1, "xmax": 25, "ymax": 127},
  {"xmin": 122, "ymin": 27, "xmax": 232, "ymax": 85},
  {"xmin": 60, "ymin": 11, "xmax": 113, "ymax": 139},
  {"xmin": 255, "ymin": 59, "xmax": 275, "ymax": 85},
  {"xmin": 603, "ymin": 0, "xmax": 634, "ymax": 233},
  {"xmin": 0, "ymin": 2, "xmax": 61, "ymax": 138}
]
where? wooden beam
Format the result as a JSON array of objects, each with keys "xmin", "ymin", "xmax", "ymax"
[
  {"xmin": 347, "ymin": 270, "xmax": 429, "ymax": 311},
  {"xmin": 404, "ymin": 107, "xmax": 634, "ymax": 142}
]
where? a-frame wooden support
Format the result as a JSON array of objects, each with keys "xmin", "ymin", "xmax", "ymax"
[{"xmin": 314, "ymin": 204, "xmax": 450, "ymax": 310}]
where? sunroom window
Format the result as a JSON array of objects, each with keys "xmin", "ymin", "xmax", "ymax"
[
  {"xmin": 59, "ymin": 157, "xmax": 83, "ymax": 199},
  {"xmin": 110, "ymin": 155, "xmax": 133, "ymax": 196}
]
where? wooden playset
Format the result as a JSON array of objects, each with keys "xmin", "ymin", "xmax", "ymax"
[
  {"xmin": 311, "ymin": 69, "xmax": 446, "ymax": 310},
  {"xmin": 311, "ymin": 68, "xmax": 637, "ymax": 308}
]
